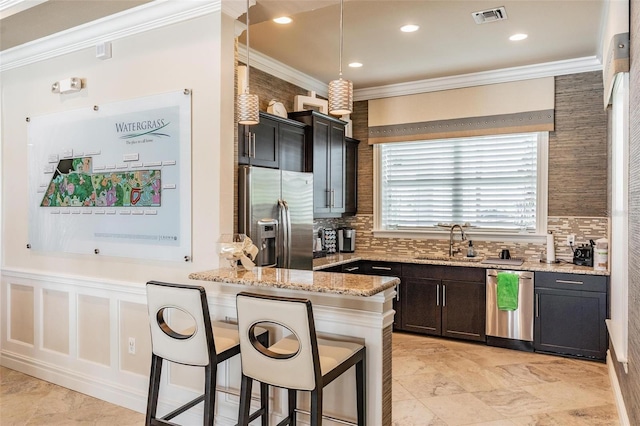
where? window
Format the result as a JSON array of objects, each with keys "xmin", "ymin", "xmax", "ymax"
[{"xmin": 375, "ymin": 132, "xmax": 548, "ymax": 237}]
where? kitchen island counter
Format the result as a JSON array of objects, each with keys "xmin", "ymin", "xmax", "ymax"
[
  {"xmin": 189, "ymin": 266, "xmax": 399, "ymax": 296},
  {"xmin": 187, "ymin": 266, "xmax": 397, "ymax": 425}
]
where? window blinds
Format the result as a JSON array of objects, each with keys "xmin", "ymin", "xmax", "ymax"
[{"xmin": 380, "ymin": 133, "xmax": 539, "ymax": 231}]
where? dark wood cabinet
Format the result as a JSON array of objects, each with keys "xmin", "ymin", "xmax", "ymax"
[
  {"xmin": 333, "ymin": 260, "xmax": 403, "ymax": 330},
  {"xmin": 239, "ymin": 112, "xmax": 307, "ymax": 171},
  {"xmin": 289, "ymin": 111, "xmax": 346, "ymax": 217},
  {"xmin": 534, "ymin": 272, "xmax": 608, "ymax": 360},
  {"xmin": 279, "ymin": 123, "xmax": 307, "ymax": 172},
  {"xmin": 441, "ymin": 279, "xmax": 486, "ymax": 341},
  {"xmin": 401, "ymin": 264, "xmax": 486, "ymax": 342},
  {"xmin": 401, "ymin": 277, "xmax": 441, "ymax": 334},
  {"xmin": 344, "ymin": 137, "xmax": 359, "ymax": 216}
]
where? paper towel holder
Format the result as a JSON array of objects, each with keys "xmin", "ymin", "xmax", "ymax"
[{"xmin": 540, "ymin": 230, "xmax": 560, "ymax": 264}]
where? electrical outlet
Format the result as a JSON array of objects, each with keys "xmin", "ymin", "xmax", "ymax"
[
  {"xmin": 128, "ymin": 337, "xmax": 136, "ymax": 355},
  {"xmin": 566, "ymin": 234, "xmax": 575, "ymax": 246}
]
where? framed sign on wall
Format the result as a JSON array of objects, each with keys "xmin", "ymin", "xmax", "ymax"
[{"xmin": 28, "ymin": 90, "xmax": 192, "ymax": 262}]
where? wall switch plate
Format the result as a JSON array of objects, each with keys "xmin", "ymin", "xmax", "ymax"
[
  {"xmin": 566, "ymin": 234, "xmax": 575, "ymax": 246},
  {"xmin": 128, "ymin": 337, "xmax": 136, "ymax": 355}
]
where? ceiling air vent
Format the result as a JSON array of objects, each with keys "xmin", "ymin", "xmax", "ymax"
[{"xmin": 472, "ymin": 7, "xmax": 508, "ymax": 24}]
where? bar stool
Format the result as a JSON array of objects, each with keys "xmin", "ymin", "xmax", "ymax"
[
  {"xmin": 145, "ymin": 281, "xmax": 268, "ymax": 426},
  {"xmin": 235, "ymin": 292, "xmax": 366, "ymax": 426}
]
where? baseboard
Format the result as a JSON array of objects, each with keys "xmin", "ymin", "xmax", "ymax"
[
  {"xmin": 1, "ymin": 350, "xmax": 147, "ymax": 412},
  {"xmin": 607, "ymin": 350, "xmax": 631, "ymax": 426}
]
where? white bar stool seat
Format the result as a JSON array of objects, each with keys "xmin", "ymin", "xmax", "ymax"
[
  {"xmin": 236, "ymin": 292, "xmax": 366, "ymax": 426},
  {"xmin": 145, "ymin": 281, "xmax": 268, "ymax": 426}
]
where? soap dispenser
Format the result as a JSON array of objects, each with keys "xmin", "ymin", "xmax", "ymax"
[{"xmin": 467, "ymin": 240, "xmax": 476, "ymax": 258}]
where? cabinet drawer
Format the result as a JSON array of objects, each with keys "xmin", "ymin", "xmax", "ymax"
[
  {"xmin": 535, "ymin": 272, "xmax": 608, "ymax": 292},
  {"xmin": 360, "ymin": 261, "xmax": 403, "ymax": 276},
  {"xmin": 341, "ymin": 261, "xmax": 366, "ymax": 274},
  {"xmin": 403, "ymin": 263, "xmax": 485, "ymax": 282}
]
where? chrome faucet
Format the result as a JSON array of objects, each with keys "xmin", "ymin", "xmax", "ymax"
[{"xmin": 449, "ymin": 224, "xmax": 467, "ymax": 257}]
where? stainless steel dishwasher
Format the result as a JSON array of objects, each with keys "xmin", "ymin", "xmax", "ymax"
[{"xmin": 486, "ymin": 269, "xmax": 534, "ymax": 351}]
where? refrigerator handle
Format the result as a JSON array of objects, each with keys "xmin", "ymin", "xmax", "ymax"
[
  {"xmin": 283, "ymin": 200, "xmax": 292, "ymax": 269},
  {"xmin": 278, "ymin": 199, "xmax": 288, "ymax": 268}
]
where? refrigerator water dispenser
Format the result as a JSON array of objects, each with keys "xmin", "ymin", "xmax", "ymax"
[{"xmin": 257, "ymin": 219, "xmax": 278, "ymax": 267}]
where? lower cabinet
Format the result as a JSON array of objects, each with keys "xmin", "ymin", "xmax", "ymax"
[
  {"xmin": 534, "ymin": 272, "xmax": 608, "ymax": 360},
  {"xmin": 330, "ymin": 260, "xmax": 403, "ymax": 330},
  {"xmin": 441, "ymin": 279, "xmax": 486, "ymax": 341},
  {"xmin": 401, "ymin": 277, "xmax": 440, "ymax": 334},
  {"xmin": 401, "ymin": 264, "xmax": 486, "ymax": 342}
]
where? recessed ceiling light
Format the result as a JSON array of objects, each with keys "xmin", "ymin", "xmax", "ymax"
[
  {"xmin": 273, "ymin": 16, "xmax": 292, "ymax": 24},
  {"xmin": 349, "ymin": 62, "xmax": 363, "ymax": 68},
  {"xmin": 509, "ymin": 33, "xmax": 528, "ymax": 41},
  {"xmin": 400, "ymin": 24, "xmax": 420, "ymax": 33}
]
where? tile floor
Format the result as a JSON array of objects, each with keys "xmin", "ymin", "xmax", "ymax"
[
  {"xmin": 392, "ymin": 333, "xmax": 619, "ymax": 425},
  {"xmin": 0, "ymin": 333, "xmax": 620, "ymax": 425}
]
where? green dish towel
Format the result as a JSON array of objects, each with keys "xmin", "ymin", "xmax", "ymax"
[{"xmin": 497, "ymin": 272, "xmax": 519, "ymax": 311}]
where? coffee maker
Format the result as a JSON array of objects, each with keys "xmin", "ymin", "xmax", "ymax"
[{"xmin": 338, "ymin": 227, "xmax": 356, "ymax": 253}]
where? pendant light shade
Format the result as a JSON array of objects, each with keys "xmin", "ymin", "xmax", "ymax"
[
  {"xmin": 238, "ymin": 92, "xmax": 260, "ymax": 125},
  {"xmin": 328, "ymin": 0, "xmax": 353, "ymax": 115},
  {"xmin": 237, "ymin": 0, "xmax": 259, "ymax": 125},
  {"xmin": 328, "ymin": 78, "xmax": 353, "ymax": 115}
]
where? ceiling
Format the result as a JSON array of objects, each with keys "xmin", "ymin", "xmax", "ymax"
[{"xmin": 1, "ymin": 0, "xmax": 607, "ymax": 90}]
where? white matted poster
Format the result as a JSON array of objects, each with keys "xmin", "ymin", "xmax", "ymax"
[{"xmin": 28, "ymin": 90, "xmax": 192, "ymax": 262}]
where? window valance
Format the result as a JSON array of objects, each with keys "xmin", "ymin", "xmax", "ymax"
[{"xmin": 368, "ymin": 77, "xmax": 555, "ymax": 144}]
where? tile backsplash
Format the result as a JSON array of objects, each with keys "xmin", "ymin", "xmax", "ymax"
[{"xmin": 315, "ymin": 215, "xmax": 608, "ymax": 262}]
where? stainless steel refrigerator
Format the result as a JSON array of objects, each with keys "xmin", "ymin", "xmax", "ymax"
[{"xmin": 238, "ymin": 165, "xmax": 314, "ymax": 270}]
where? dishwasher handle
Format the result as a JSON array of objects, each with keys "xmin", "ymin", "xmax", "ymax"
[{"xmin": 487, "ymin": 274, "xmax": 531, "ymax": 279}]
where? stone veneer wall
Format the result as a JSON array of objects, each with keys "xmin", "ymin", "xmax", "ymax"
[
  {"xmin": 611, "ymin": 1, "xmax": 640, "ymax": 423},
  {"xmin": 549, "ymin": 72, "xmax": 608, "ymax": 216}
]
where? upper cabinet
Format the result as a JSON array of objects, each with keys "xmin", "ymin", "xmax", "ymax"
[
  {"xmin": 289, "ymin": 110, "xmax": 347, "ymax": 218},
  {"xmin": 238, "ymin": 112, "xmax": 307, "ymax": 172}
]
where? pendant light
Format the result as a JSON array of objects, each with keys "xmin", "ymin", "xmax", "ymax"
[
  {"xmin": 328, "ymin": 0, "xmax": 353, "ymax": 116},
  {"xmin": 238, "ymin": 0, "xmax": 259, "ymax": 125}
]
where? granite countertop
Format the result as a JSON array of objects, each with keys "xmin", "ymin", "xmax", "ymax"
[
  {"xmin": 189, "ymin": 267, "xmax": 400, "ymax": 297},
  {"xmin": 313, "ymin": 252, "xmax": 610, "ymax": 276}
]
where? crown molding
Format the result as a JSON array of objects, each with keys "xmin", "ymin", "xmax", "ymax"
[
  {"xmin": 354, "ymin": 56, "xmax": 603, "ymax": 101},
  {"xmin": 235, "ymin": 49, "xmax": 602, "ymax": 101},
  {"xmin": 237, "ymin": 44, "xmax": 328, "ymax": 98},
  {"xmin": 0, "ymin": 0, "xmax": 47, "ymax": 19},
  {"xmin": 0, "ymin": 0, "xmax": 222, "ymax": 72}
]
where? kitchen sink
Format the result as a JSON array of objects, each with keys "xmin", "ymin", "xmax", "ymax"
[
  {"xmin": 480, "ymin": 257, "xmax": 525, "ymax": 266},
  {"xmin": 414, "ymin": 255, "xmax": 484, "ymax": 263}
]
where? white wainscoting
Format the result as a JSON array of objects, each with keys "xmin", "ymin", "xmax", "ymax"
[{"xmin": 0, "ymin": 268, "xmax": 244, "ymax": 426}]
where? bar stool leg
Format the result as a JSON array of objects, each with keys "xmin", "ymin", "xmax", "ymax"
[
  {"xmin": 355, "ymin": 356, "xmax": 366, "ymax": 426},
  {"xmin": 260, "ymin": 382, "xmax": 269, "ymax": 426},
  {"xmin": 287, "ymin": 389, "xmax": 297, "ymax": 426},
  {"xmin": 238, "ymin": 374, "xmax": 253, "ymax": 426},
  {"xmin": 310, "ymin": 389, "xmax": 323, "ymax": 426},
  {"xmin": 145, "ymin": 354, "xmax": 163, "ymax": 426},
  {"xmin": 203, "ymin": 364, "xmax": 216, "ymax": 425}
]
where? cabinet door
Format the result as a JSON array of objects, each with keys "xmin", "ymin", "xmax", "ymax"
[
  {"xmin": 328, "ymin": 122, "xmax": 346, "ymax": 213},
  {"xmin": 279, "ymin": 124, "xmax": 307, "ymax": 172},
  {"xmin": 534, "ymin": 288, "xmax": 607, "ymax": 360},
  {"xmin": 441, "ymin": 280, "xmax": 486, "ymax": 342},
  {"xmin": 239, "ymin": 117, "xmax": 279, "ymax": 168},
  {"xmin": 394, "ymin": 281, "xmax": 403, "ymax": 330},
  {"xmin": 401, "ymin": 277, "xmax": 441, "ymax": 335},
  {"xmin": 344, "ymin": 137, "xmax": 359, "ymax": 215},
  {"xmin": 312, "ymin": 120, "xmax": 331, "ymax": 215}
]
